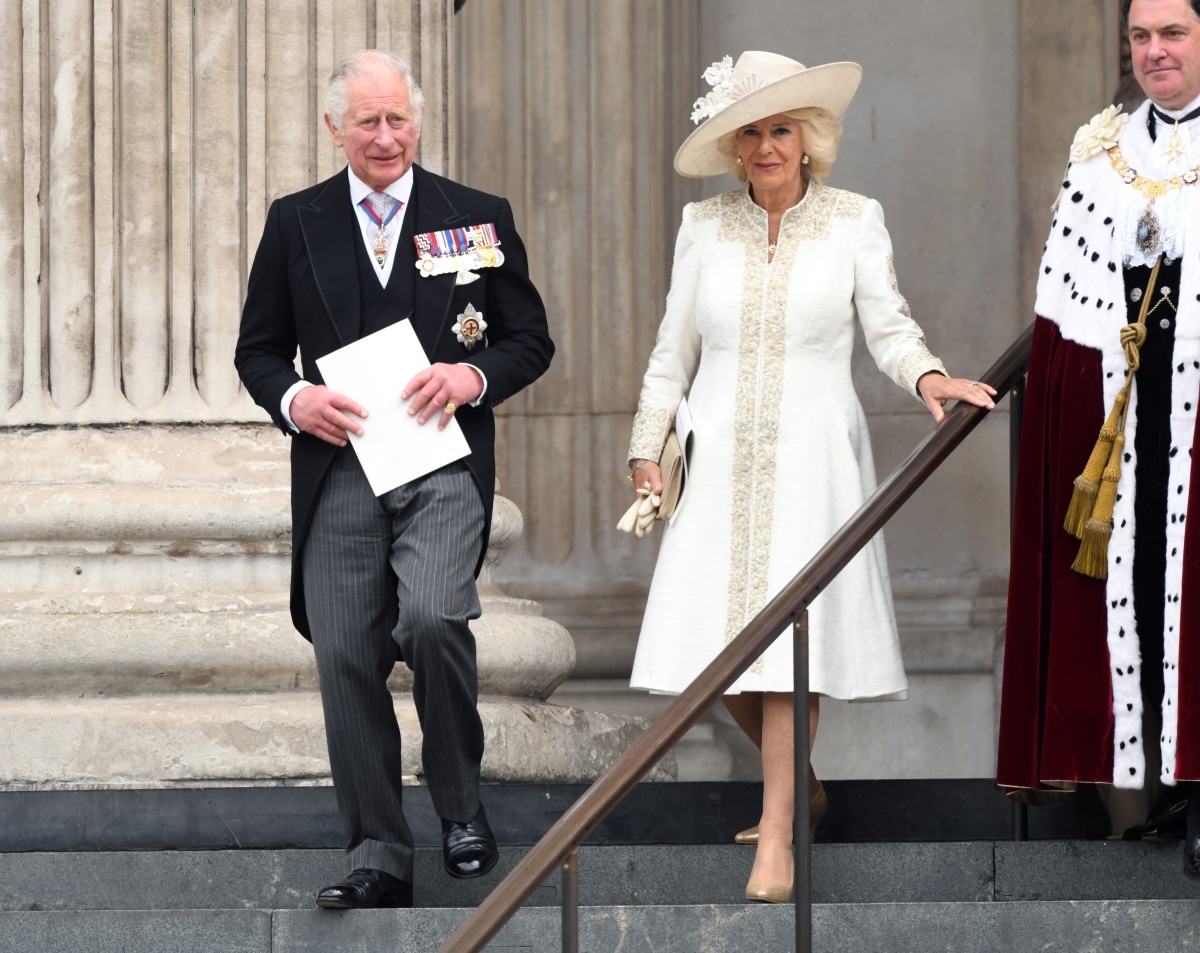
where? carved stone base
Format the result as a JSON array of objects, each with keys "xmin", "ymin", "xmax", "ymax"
[
  {"xmin": 0, "ymin": 693, "xmax": 673, "ymax": 788},
  {"xmin": 0, "ymin": 424, "xmax": 675, "ymax": 790}
]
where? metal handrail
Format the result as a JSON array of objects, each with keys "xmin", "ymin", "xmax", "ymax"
[{"xmin": 439, "ymin": 321, "xmax": 1036, "ymax": 953}]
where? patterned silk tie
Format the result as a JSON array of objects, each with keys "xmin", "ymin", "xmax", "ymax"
[{"xmin": 360, "ymin": 191, "xmax": 402, "ymax": 269}]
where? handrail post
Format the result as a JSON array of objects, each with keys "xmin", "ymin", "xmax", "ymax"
[
  {"xmin": 561, "ymin": 848, "xmax": 579, "ymax": 953},
  {"xmin": 1008, "ymin": 375, "xmax": 1028, "ymax": 842},
  {"xmin": 793, "ymin": 612, "xmax": 811, "ymax": 953}
]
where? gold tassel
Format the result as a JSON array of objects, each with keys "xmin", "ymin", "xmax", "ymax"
[
  {"xmin": 1063, "ymin": 386, "xmax": 1128, "ymax": 539},
  {"xmin": 1064, "ymin": 255, "xmax": 1160, "ymax": 579},
  {"xmin": 1071, "ymin": 432, "xmax": 1125, "ymax": 580}
]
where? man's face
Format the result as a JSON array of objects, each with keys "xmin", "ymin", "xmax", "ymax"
[
  {"xmin": 325, "ymin": 72, "xmax": 421, "ymax": 191},
  {"xmin": 1130, "ymin": 0, "xmax": 1200, "ymax": 110}
]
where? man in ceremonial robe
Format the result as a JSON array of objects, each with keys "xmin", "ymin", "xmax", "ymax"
[
  {"xmin": 234, "ymin": 50, "xmax": 554, "ymax": 906},
  {"xmin": 997, "ymin": 0, "xmax": 1200, "ymax": 865}
]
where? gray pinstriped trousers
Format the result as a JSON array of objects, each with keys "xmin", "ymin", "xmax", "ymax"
[{"xmin": 303, "ymin": 451, "xmax": 485, "ymax": 881}]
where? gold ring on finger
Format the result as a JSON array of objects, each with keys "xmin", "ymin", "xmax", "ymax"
[{"xmin": 445, "ymin": 402, "xmax": 458, "ymax": 415}]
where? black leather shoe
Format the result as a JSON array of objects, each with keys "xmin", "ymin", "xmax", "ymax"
[
  {"xmin": 442, "ymin": 805, "xmax": 499, "ymax": 879},
  {"xmin": 316, "ymin": 868, "xmax": 413, "ymax": 909},
  {"xmin": 1124, "ymin": 797, "xmax": 1189, "ymax": 841},
  {"xmin": 1184, "ymin": 793, "xmax": 1200, "ymax": 879}
]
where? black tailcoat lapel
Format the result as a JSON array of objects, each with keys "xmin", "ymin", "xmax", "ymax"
[
  {"xmin": 297, "ymin": 171, "xmax": 362, "ymax": 347},
  {"xmin": 410, "ymin": 165, "xmax": 472, "ymax": 358}
]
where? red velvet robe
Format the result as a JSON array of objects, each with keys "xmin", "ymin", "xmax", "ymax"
[{"xmin": 997, "ymin": 315, "xmax": 1200, "ymax": 789}]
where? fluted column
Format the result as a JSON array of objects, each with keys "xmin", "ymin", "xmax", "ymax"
[
  {"xmin": 3, "ymin": 0, "xmax": 455, "ymax": 427},
  {"xmin": 455, "ymin": 0, "xmax": 700, "ymax": 675}
]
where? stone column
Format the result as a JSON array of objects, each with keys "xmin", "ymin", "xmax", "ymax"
[
  {"xmin": 6, "ymin": 0, "xmax": 455, "ymax": 426},
  {"xmin": 0, "ymin": 0, "xmax": 670, "ymax": 790},
  {"xmin": 454, "ymin": 0, "xmax": 701, "ymax": 678},
  {"xmin": 1019, "ymin": 0, "xmax": 1123, "ymax": 316}
]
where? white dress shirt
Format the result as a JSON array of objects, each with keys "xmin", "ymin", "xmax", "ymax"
[{"xmin": 348, "ymin": 166, "xmax": 414, "ymax": 288}]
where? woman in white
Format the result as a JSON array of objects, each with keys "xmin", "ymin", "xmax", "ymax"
[{"xmin": 626, "ymin": 51, "xmax": 996, "ymax": 903}]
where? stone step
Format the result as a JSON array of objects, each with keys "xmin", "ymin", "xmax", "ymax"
[
  {"xmin": 4, "ymin": 901, "xmax": 1200, "ymax": 953},
  {"xmin": 0, "ymin": 695, "xmax": 670, "ymax": 788},
  {"xmin": 4, "ymin": 840, "xmax": 1200, "ymax": 913},
  {"xmin": 0, "ymin": 780, "xmax": 1108, "ymax": 851}
]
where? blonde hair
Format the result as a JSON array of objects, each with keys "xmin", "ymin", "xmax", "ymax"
[{"xmin": 715, "ymin": 107, "xmax": 842, "ymax": 187}]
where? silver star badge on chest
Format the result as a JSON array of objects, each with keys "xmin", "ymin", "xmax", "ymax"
[{"xmin": 452, "ymin": 303, "xmax": 488, "ymax": 350}]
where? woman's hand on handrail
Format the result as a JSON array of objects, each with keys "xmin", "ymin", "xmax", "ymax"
[{"xmin": 917, "ymin": 371, "xmax": 996, "ymax": 424}]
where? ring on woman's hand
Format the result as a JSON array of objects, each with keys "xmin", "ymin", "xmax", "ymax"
[
  {"xmin": 968, "ymin": 381, "xmax": 979, "ymax": 388},
  {"xmin": 445, "ymin": 402, "xmax": 458, "ymax": 415}
]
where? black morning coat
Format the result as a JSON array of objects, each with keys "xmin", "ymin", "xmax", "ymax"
[{"xmin": 234, "ymin": 164, "xmax": 554, "ymax": 640}]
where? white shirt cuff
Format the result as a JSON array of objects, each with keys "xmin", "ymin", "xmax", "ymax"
[
  {"xmin": 463, "ymin": 364, "xmax": 487, "ymax": 406},
  {"xmin": 281, "ymin": 380, "xmax": 314, "ymax": 432}
]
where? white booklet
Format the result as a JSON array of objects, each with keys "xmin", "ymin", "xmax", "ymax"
[{"xmin": 315, "ymin": 320, "xmax": 471, "ymax": 496}]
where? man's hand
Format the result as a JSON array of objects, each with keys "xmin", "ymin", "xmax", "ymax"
[
  {"xmin": 402, "ymin": 363, "xmax": 485, "ymax": 430},
  {"xmin": 289, "ymin": 385, "xmax": 368, "ymax": 446}
]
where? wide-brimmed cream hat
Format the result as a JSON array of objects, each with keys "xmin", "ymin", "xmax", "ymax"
[{"xmin": 674, "ymin": 51, "xmax": 862, "ymax": 178}]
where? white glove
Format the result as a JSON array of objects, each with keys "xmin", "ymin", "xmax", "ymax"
[{"xmin": 617, "ymin": 486, "xmax": 662, "ymax": 537}]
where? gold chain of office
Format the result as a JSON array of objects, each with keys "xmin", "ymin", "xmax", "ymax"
[{"xmin": 1107, "ymin": 144, "xmax": 1200, "ymax": 197}]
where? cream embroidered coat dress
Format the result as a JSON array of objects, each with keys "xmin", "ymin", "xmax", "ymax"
[{"xmin": 628, "ymin": 184, "xmax": 946, "ymax": 699}]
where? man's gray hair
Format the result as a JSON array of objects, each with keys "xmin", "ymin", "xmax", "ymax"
[
  {"xmin": 325, "ymin": 50, "xmax": 425, "ymax": 133},
  {"xmin": 1121, "ymin": 0, "xmax": 1200, "ymax": 22}
]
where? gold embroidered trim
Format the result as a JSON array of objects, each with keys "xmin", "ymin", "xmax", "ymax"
[
  {"xmin": 886, "ymin": 257, "xmax": 945, "ymax": 398},
  {"xmin": 690, "ymin": 194, "xmax": 723, "ymax": 224},
  {"xmin": 897, "ymin": 345, "xmax": 946, "ymax": 399},
  {"xmin": 627, "ymin": 403, "xmax": 674, "ymax": 463},
  {"xmin": 719, "ymin": 190, "xmax": 809, "ymax": 673},
  {"xmin": 887, "ymin": 256, "xmax": 912, "ymax": 318}
]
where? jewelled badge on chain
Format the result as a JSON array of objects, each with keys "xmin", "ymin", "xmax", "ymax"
[
  {"xmin": 414, "ymin": 223, "xmax": 504, "ymax": 285},
  {"xmin": 1108, "ymin": 145, "xmax": 1200, "ymax": 257}
]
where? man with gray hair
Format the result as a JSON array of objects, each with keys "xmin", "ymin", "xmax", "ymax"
[{"xmin": 235, "ymin": 50, "xmax": 554, "ymax": 908}]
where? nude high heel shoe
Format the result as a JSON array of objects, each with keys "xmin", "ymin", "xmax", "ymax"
[
  {"xmin": 733, "ymin": 825, "xmax": 759, "ymax": 845},
  {"xmin": 734, "ymin": 769, "xmax": 827, "ymax": 845},
  {"xmin": 744, "ymin": 835, "xmax": 795, "ymax": 904},
  {"xmin": 745, "ymin": 871, "xmax": 794, "ymax": 904}
]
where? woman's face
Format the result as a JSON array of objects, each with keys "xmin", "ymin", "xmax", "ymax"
[{"xmin": 736, "ymin": 114, "xmax": 806, "ymax": 194}]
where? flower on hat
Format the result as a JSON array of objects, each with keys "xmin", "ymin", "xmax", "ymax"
[
  {"xmin": 1069, "ymin": 104, "xmax": 1128, "ymax": 163},
  {"xmin": 690, "ymin": 55, "xmax": 767, "ymax": 125}
]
